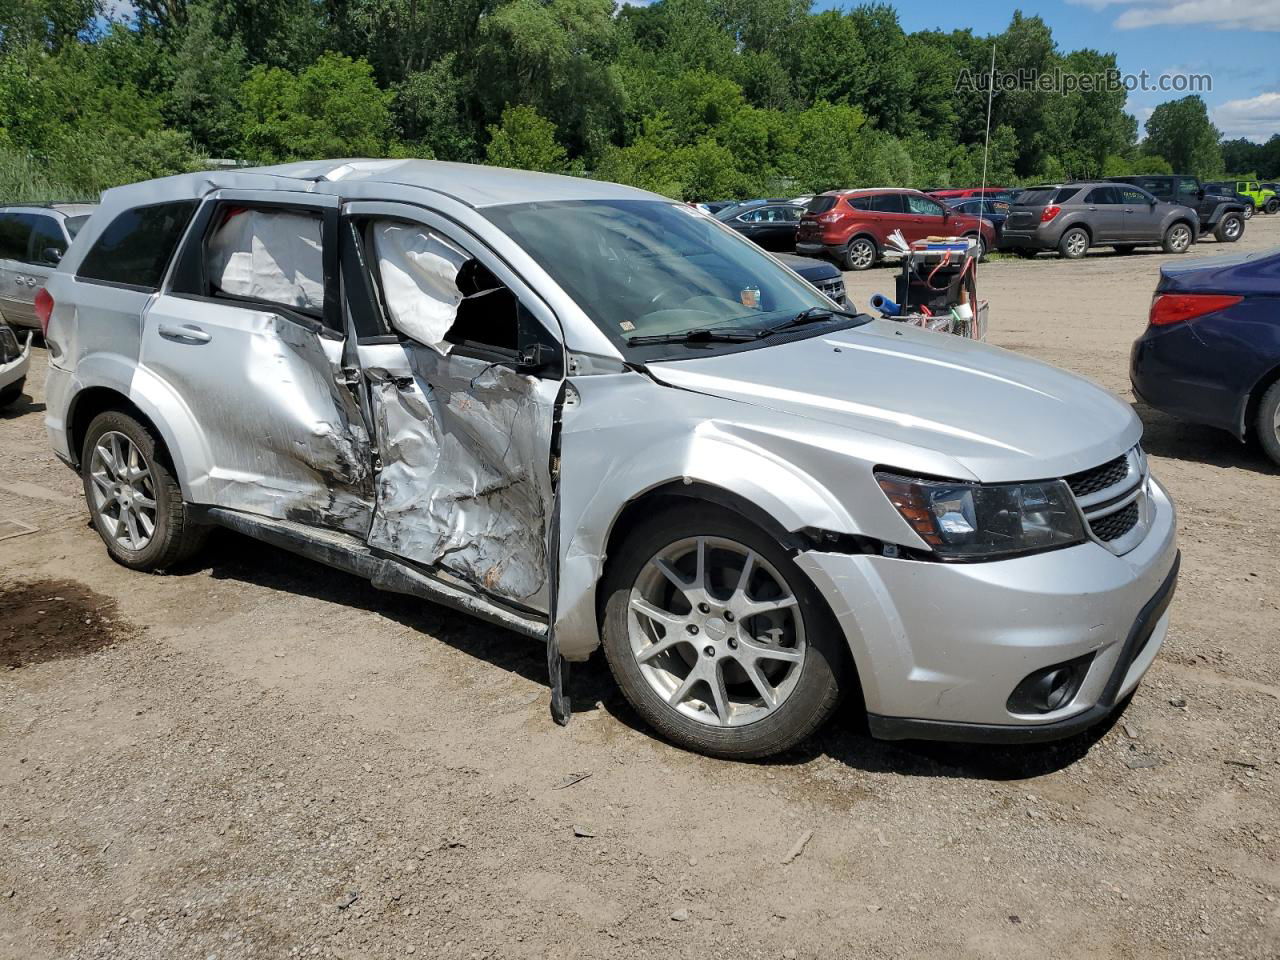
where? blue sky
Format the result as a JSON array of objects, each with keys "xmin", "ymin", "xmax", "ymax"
[{"xmin": 818, "ymin": 0, "xmax": 1280, "ymax": 142}]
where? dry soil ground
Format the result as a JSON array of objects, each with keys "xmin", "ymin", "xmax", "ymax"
[{"xmin": 1, "ymin": 217, "xmax": 1278, "ymax": 960}]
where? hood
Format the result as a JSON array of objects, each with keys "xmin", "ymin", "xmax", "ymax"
[
  {"xmin": 774, "ymin": 252, "xmax": 841, "ymax": 281},
  {"xmin": 647, "ymin": 320, "xmax": 1141, "ymax": 483}
]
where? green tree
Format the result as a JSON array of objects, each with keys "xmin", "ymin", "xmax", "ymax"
[
  {"xmin": 240, "ymin": 52, "xmax": 392, "ymax": 163},
  {"xmin": 484, "ymin": 104, "xmax": 567, "ymax": 172},
  {"xmin": 1143, "ymin": 96, "xmax": 1221, "ymax": 176},
  {"xmin": 393, "ymin": 54, "xmax": 476, "ymax": 161},
  {"xmin": 167, "ymin": 0, "xmax": 246, "ymax": 155}
]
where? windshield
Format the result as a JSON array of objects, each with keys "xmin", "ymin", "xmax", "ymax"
[{"xmin": 481, "ymin": 199, "xmax": 838, "ymax": 354}]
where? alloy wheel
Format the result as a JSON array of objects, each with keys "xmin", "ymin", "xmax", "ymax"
[
  {"xmin": 88, "ymin": 431, "xmax": 158, "ymax": 551},
  {"xmin": 1169, "ymin": 224, "xmax": 1191, "ymax": 251},
  {"xmin": 848, "ymin": 239, "xmax": 875, "ymax": 270},
  {"xmin": 626, "ymin": 536, "xmax": 806, "ymax": 727},
  {"xmin": 1223, "ymin": 217, "xmax": 1242, "ymax": 240},
  {"xmin": 1066, "ymin": 231, "xmax": 1088, "ymax": 257}
]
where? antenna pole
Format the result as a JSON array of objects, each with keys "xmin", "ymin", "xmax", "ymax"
[{"xmin": 980, "ymin": 42, "xmax": 996, "ymax": 197}]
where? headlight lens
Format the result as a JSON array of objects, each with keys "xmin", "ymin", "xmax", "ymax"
[{"xmin": 875, "ymin": 472, "xmax": 1086, "ymax": 560}]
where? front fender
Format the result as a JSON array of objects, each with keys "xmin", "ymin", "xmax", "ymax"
[{"xmin": 553, "ymin": 372, "xmax": 860, "ymax": 661}]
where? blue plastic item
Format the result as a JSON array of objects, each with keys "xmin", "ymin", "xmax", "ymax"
[{"xmin": 870, "ymin": 293, "xmax": 901, "ymax": 317}]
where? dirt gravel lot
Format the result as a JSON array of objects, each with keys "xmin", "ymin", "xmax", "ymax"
[{"xmin": 2, "ymin": 217, "xmax": 1279, "ymax": 960}]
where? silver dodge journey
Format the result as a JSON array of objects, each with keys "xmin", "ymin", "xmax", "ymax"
[{"xmin": 42, "ymin": 160, "xmax": 1178, "ymax": 758}]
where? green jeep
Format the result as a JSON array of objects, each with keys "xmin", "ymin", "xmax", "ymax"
[{"xmin": 1236, "ymin": 180, "xmax": 1280, "ymax": 215}]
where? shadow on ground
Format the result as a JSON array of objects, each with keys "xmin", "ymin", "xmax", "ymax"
[
  {"xmin": 186, "ymin": 529, "xmax": 1113, "ymax": 782},
  {"xmin": 1134, "ymin": 401, "xmax": 1277, "ymax": 473}
]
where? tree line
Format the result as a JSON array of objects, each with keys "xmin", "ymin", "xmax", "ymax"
[{"xmin": 1, "ymin": 0, "xmax": 1275, "ymax": 203}]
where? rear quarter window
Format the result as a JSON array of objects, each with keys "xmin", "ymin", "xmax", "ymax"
[
  {"xmin": 77, "ymin": 200, "xmax": 200, "ymax": 291},
  {"xmin": 0, "ymin": 213, "xmax": 34, "ymax": 262}
]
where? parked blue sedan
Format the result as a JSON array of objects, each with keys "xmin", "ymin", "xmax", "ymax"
[{"xmin": 1130, "ymin": 247, "xmax": 1280, "ymax": 465}]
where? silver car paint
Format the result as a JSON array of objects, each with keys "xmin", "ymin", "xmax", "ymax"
[
  {"xmin": 44, "ymin": 159, "xmax": 1178, "ymax": 733},
  {"xmin": 0, "ymin": 326, "xmax": 32, "ymax": 394}
]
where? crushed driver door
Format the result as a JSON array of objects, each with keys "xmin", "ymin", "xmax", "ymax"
[{"xmin": 340, "ymin": 201, "xmax": 565, "ymax": 614}]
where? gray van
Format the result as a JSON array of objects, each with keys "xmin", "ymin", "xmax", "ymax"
[{"xmin": 0, "ymin": 203, "xmax": 95, "ymax": 328}]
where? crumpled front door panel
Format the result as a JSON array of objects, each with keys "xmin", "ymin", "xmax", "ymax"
[{"xmin": 361, "ymin": 343, "xmax": 557, "ymax": 611}]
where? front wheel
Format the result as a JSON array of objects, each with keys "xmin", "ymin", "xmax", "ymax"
[
  {"xmin": 1162, "ymin": 222, "xmax": 1193, "ymax": 254},
  {"xmin": 1257, "ymin": 381, "xmax": 1280, "ymax": 467},
  {"xmin": 601, "ymin": 504, "xmax": 846, "ymax": 759},
  {"xmin": 1242, "ymin": 203, "xmax": 1255, "ymax": 220},
  {"xmin": 965, "ymin": 233, "xmax": 987, "ymax": 261},
  {"xmin": 1214, "ymin": 214, "xmax": 1244, "ymax": 243},
  {"xmin": 843, "ymin": 237, "xmax": 877, "ymax": 271},
  {"xmin": 1266, "ymin": 198, "xmax": 1280, "ymax": 215},
  {"xmin": 81, "ymin": 410, "xmax": 207, "ymax": 571},
  {"xmin": 1058, "ymin": 227, "xmax": 1089, "ymax": 259}
]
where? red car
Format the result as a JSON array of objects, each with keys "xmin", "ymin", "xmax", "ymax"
[{"xmin": 797, "ymin": 188, "xmax": 999, "ymax": 270}]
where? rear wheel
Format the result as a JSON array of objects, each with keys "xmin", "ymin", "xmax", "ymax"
[
  {"xmin": 1214, "ymin": 214, "xmax": 1243, "ymax": 243},
  {"xmin": 843, "ymin": 237, "xmax": 877, "ymax": 271},
  {"xmin": 1266, "ymin": 198, "xmax": 1280, "ymax": 215},
  {"xmin": 601, "ymin": 504, "xmax": 846, "ymax": 759},
  {"xmin": 81, "ymin": 411, "xmax": 206, "ymax": 571},
  {"xmin": 1058, "ymin": 227, "xmax": 1089, "ymax": 259},
  {"xmin": 1257, "ymin": 381, "xmax": 1280, "ymax": 468},
  {"xmin": 1242, "ymin": 203, "xmax": 1255, "ymax": 220},
  {"xmin": 965, "ymin": 232, "xmax": 987, "ymax": 260},
  {"xmin": 1162, "ymin": 221, "xmax": 1193, "ymax": 254}
]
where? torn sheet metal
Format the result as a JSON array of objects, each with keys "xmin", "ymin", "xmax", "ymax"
[
  {"xmin": 373, "ymin": 223, "xmax": 469, "ymax": 353},
  {"xmin": 0, "ymin": 327, "xmax": 31, "ymax": 394},
  {"xmin": 208, "ymin": 208, "xmax": 324, "ymax": 312},
  {"xmin": 363, "ymin": 349, "xmax": 556, "ymax": 608}
]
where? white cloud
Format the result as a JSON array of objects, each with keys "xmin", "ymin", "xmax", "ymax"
[
  {"xmin": 1213, "ymin": 91, "xmax": 1280, "ymax": 141},
  {"xmin": 1067, "ymin": 0, "xmax": 1280, "ymax": 31}
]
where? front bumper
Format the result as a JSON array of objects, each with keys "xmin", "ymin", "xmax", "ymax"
[{"xmin": 795, "ymin": 477, "xmax": 1179, "ymax": 740}]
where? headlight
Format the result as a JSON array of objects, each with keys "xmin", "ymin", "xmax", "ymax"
[{"xmin": 875, "ymin": 472, "xmax": 1086, "ymax": 560}]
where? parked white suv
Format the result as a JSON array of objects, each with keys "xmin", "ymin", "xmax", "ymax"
[{"xmin": 43, "ymin": 160, "xmax": 1178, "ymax": 758}]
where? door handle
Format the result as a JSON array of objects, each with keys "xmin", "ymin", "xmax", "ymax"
[{"xmin": 158, "ymin": 323, "xmax": 212, "ymax": 344}]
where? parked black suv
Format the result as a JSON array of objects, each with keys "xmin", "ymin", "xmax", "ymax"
[{"xmin": 1105, "ymin": 175, "xmax": 1246, "ymax": 243}]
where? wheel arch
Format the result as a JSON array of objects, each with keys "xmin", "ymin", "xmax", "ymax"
[{"xmin": 1241, "ymin": 361, "xmax": 1280, "ymax": 440}]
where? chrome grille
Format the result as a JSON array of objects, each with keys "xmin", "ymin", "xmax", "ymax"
[
  {"xmin": 815, "ymin": 277, "xmax": 846, "ymax": 305},
  {"xmin": 1065, "ymin": 454, "xmax": 1129, "ymax": 497},
  {"xmin": 1066, "ymin": 446, "xmax": 1151, "ymax": 555},
  {"xmin": 1088, "ymin": 501, "xmax": 1140, "ymax": 542}
]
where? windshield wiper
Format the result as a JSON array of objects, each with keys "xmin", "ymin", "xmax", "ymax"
[
  {"xmin": 625, "ymin": 327, "xmax": 760, "ymax": 346},
  {"xmin": 761, "ymin": 305, "xmax": 866, "ymax": 337}
]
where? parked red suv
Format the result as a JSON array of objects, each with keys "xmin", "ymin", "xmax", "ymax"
[{"xmin": 797, "ymin": 188, "xmax": 999, "ymax": 270}]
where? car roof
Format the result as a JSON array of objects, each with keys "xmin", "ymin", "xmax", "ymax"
[
  {"xmin": 245, "ymin": 158, "xmax": 659, "ymax": 208},
  {"xmin": 0, "ymin": 202, "xmax": 97, "ymax": 218}
]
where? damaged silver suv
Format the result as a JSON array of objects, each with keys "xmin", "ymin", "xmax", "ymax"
[{"xmin": 43, "ymin": 160, "xmax": 1178, "ymax": 759}]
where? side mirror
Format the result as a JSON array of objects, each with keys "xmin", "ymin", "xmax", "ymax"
[
  {"xmin": 516, "ymin": 342, "xmax": 555, "ymax": 372},
  {"xmin": 41, "ymin": 247, "xmax": 63, "ymax": 264}
]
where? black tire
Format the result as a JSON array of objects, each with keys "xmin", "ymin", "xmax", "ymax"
[
  {"xmin": 1058, "ymin": 226, "xmax": 1089, "ymax": 259},
  {"xmin": 1266, "ymin": 198, "xmax": 1280, "ymax": 215},
  {"xmin": 1214, "ymin": 214, "xmax": 1244, "ymax": 243},
  {"xmin": 81, "ymin": 410, "xmax": 207, "ymax": 571},
  {"xmin": 1162, "ymin": 221, "xmax": 1194, "ymax": 254},
  {"xmin": 0, "ymin": 377, "xmax": 24, "ymax": 407},
  {"xmin": 600, "ymin": 503, "xmax": 847, "ymax": 760},
  {"xmin": 965, "ymin": 232, "xmax": 987, "ymax": 261},
  {"xmin": 1113, "ymin": 245, "xmax": 1136, "ymax": 255},
  {"xmin": 1257, "ymin": 381, "xmax": 1280, "ymax": 468},
  {"xmin": 843, "ymin": 236, "xmax": 878, "ymax": 271}
]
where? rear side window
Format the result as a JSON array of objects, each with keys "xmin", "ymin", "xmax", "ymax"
[
  {"xmin": 78, "ymin": 200, "xmax": 199, "ymax": 290},
  {"xmin": 868, "ymin": 193, "xmax": 905, "ymax": 214},
  {"xmin": 27, "ymin": 215, "xmax": 66, "ymax": 264},
  {"xmin": 805, "ymin": 196, "xmax": 837, "ymax": 214},
  {"xmin": 0, "ymin": 213, "xmax": 34, "ymax": 262},
  {"xmin": 847, "ymin": 196, "xmax": 873, "ymax": 210}
]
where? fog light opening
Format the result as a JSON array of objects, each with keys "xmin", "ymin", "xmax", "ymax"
[{"xmin": 1007, "ymin": 653, "xmax": 1094, "ymax": 715}]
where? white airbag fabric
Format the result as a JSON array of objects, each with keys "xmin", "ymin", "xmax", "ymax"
[
  {"xmin": 374, "ymin": 223, "xmax": 469, "ymax": 354},
  {"xmin": 208, "ymin": 209, "xmax": 324, "ymax": 312}
]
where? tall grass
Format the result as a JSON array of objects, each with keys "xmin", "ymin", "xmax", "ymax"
[{"xmin": 0, "ymin": 147, "xmax": 94, "ymax": 204}]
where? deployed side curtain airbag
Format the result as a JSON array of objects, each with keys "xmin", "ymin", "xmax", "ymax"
[
  {"xmin": 373, "ymin": 223, "xmax": 469, "ymax": 354},
  {"xmin": 207, "ymin": 209, "xmax": 324, "ymax": 312}
]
